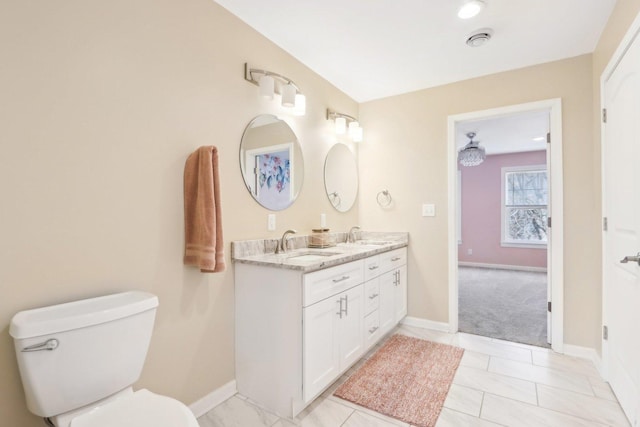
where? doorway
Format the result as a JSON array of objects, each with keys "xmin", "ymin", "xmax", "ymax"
[
  {"xmin": 456, "ymin": 112, "xmax": 550, "ymax": 347},
  {"xmin": 447, "ymin": 99, "xmax": 564, "ymax": 352}
]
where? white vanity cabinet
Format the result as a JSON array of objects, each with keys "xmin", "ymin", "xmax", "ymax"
[
  {"xmin": 234, "ymin": 245, "xmax": 407, "ymax": 418},
  {"xmin": 379, "ymin": 248, "xmax": 408, "ymax": 335},
  {"xmin": 302, "ymin": 261, "xmax": 364, "ymax": 401}
]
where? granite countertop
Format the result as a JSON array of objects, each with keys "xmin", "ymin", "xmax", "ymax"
[{"xmin": 232, "ymin": 231, "xmax": 409, "ymax": 273}]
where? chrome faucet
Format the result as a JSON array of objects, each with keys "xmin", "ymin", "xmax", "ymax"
[
  {"xmin": 276, "ymin": 229, "xmax": 297, "ymax": 254},
  {"xmin": 347, "ymin": 226, "xmax": 361, "ymax": 243}
]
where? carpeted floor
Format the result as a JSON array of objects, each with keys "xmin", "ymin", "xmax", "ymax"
[{"xmin": 458, "ymin": 266, "xmax": 550, "ymax": 348}]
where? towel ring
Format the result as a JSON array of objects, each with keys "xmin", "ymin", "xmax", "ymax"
[
  {"xmin": 376, "ymin": 190, "xmax": 392, "ymax": 207},
  {"xmin": 328, "ymin": 191, "xmax": 341, "ymax": 208}
]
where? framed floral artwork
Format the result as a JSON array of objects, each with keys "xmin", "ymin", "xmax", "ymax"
[{"xmin": 245, "ymin": 143, "xmax": 294, "ymax": 210}]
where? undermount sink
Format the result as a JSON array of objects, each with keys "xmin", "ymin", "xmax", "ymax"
[
  {"xmin": 339, "ymin": 240, "xmax": 393, "ymax": 247},
  {"xmin": 286, "ymin": 251, "xmax": 342, "ymax": 262},
  {"xmin": 355, "ymin": 240, "xmax": 392, "ymax": 245}
]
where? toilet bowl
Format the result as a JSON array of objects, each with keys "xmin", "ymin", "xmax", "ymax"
[{"xmin": 10, "ymin": 291, "xmax": 199, "ymax": 427}]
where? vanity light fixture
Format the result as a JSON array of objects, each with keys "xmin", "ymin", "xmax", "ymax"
[
  {"xmin": 457, "ymin": 0, "xmax": 485, "ymax": 19},
  {"xmin": 244, "ymin": 63, "xmax": 306, "ymax": 115},
  {"xmin": 327, "ymin": 109, "xmax": 363, "ymax": 142}
]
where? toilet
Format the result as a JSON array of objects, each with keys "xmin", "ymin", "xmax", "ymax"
[{"xmin": 9, "ymin": 291, "xmax": 199, "ymax": 427}]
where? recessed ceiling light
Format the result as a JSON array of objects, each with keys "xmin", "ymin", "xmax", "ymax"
[{"xmin": 458, "ymin": 0, "xmax": 485, "ymax": 19}]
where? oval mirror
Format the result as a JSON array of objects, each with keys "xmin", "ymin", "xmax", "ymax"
[
  {"xmin": 324, "ymin": 143, "xmax": 358, "ymax": 212},
  {"xmin": 240, "ymin": 115, "xmax": 304, "ymax": 211}
]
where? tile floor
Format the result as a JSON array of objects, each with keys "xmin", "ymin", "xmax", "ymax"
[{"xmin": 197, "ymin": 325, "xmax": 631, "ymax": 427}]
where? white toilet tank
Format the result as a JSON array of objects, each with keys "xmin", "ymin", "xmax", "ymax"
[{"xmin": 10, "ymin": 291, "xmax": 159, "ymax": 418}]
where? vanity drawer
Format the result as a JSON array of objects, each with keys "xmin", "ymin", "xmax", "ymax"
[
  {"xmin": 303, "ymin": 260, "xmax": 364, "ymax": 307},
  {"xmin": 379, "ymin": 247, "xmax": 407, "ymax": 273},
  {"xmin": 363, "ymin": 255, "xmax": 381, "ymax": 281},
  {"xmin": 364, "ymin": 278, "xmax": 380, "ymax": 315},
  {"xmin": 364, "ymin": 311, "xmax": 381, "ymax": 350}
]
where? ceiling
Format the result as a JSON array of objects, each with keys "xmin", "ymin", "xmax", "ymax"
[
  {"xmin": 214, "ymin": 0, "xmax": 616, "ymax": 102},
  {"xmin": 456, "ymin": 110, "xmax": 549, "ymax": 155}
]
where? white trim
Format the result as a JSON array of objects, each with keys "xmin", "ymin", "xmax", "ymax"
[
  {"xmin": 448, "ymin": 98, "xmax": 564, "ymax": 352},
  {"xmin": 563, "ymin": 344, "xmax": 603, "ymax": 376},
  {"xmin": 458, "ymin": 261, "xmax": 547, "ymax": 273},
  {"xmin": 189, "ymin": 380, "xmax": 237, "ymax": 418},
  {"xmin": 500, "ymin": 164, "xmax": 548, "ymax": 247},
  {"xmin": 401, "ymin": 316, "xmax": 449, "ymax": 332},
  {"xmin": 600, "ymin": 7, "xmax": 640, "ymax": 384},
  {"xmin": 500, "ymin": 242, "xmax": 547, "ymax": 249}
]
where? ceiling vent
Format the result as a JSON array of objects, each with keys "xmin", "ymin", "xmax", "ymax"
[{"xmin": 466, "ymin": 29, "xmax": 493, "ymax": 47}]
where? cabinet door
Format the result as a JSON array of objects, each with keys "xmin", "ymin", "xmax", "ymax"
[
  {"xmin": 338, "ymin": 285, "xmax": 365, "ymax": 369},
  {"xmin": 364, "ymin": 277, "xmax": 380, "ymax": 315},
  {"xmin": 394, "ymin": 265, "xmax": 408, "ymax": 323},
  {"xmin": 379, "ymin": 269, "xmax": 396, "ymax": 335},
  {"xmin": 303, "ymin": 296, "xmax": 340, "ymax": 402}
]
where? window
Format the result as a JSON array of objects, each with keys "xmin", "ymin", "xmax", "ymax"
[{"xmin": 501, "ymin": 165, "xmax": 548, "ymax": 247}]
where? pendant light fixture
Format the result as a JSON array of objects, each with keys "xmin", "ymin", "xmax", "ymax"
[{"xmin": 458, "ymin": 132, "xmax": 486, "ymax": 166}]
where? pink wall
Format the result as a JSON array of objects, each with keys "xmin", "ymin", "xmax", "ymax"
[{"xmin": 458, "ymin": 150, "xmax": 547, "ymax": 268}]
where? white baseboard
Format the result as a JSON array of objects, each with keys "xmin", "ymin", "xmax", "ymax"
[
  {"xmin": 401, "ymin": 316, "xmax": 450, "ymax": 332},
  {"xmin": 563, "ymin": 344, "xmax": 603, "ymax": 375},
  {"xmin": 189, "ymin": 379, "xmax": 237, "ymax": 418},
  {"xmin": 458, "ymin": 261, "xmax": 547, "ymax": 273}
]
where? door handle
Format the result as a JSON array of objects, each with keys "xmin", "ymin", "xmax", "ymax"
[{"xmin": 620, "ymin": 253, "xmax": 640, "ymax": 265}]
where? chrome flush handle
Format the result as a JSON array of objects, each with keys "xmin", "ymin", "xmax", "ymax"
[{"xmin": 22, "ymin": 338, "xmax": 59, "ymax": 352}]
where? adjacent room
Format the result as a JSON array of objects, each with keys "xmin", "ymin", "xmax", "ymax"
[
  {"xmin": 456, "ymin": 111, "xmax": 550, "ymax": 348},
  {"xmin": 2, "ymin": 1, "xmax": 640, "ymax": 426}
]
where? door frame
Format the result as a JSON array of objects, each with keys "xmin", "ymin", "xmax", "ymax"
[
  {"xmin": 447, "ymin": 99, "xmax": 564, "ymax": 352},
  {"xmin": 600, "ymin": 9, "xmax": 640, "ymax": 382}
]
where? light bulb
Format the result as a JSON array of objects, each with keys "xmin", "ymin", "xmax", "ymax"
[
  {"xmin": 259, "ymin": 75, "xmax": 274, "ymax": 99},
  {"xmin": 335, "ymin": 117, "xmax": 347, "ymax": 134},
  {"xmin": 293, "ymin": 93, "xmax": 306, "ymax": 116},
  {"xmin": 348, "ymin": 121, "xmax": 360, "ymax": 138},
  {"xmin": 281, "ymin": 83, "xmax": 296, "ymax": 108}
]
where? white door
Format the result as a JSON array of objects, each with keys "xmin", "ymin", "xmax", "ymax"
[
  {"xmin": 303, "ymin": 296, "xmax": 340, "ymax": 402},
  {"xmin": 603, "ymin": 29, "xmax": 640, "ymax": 425},
  {"xmin": 394, "ymin": 265, "xmax": 408, "ymax": 323},
  {"xmin": 338, "ymin": 285, "xmax": 364, "ymax": 368},
  {"xmin": 378, "ymin": 269, "xmax": 396, "ymax": 335}
]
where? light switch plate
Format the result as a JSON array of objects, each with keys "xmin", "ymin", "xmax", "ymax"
[
  {"xmin": 422, "ymin": 203, "xmax": 436, "ymax": 217},
  {"xmin": 267, "ymin": 214, "xmax": 276, "ymax": 231}
]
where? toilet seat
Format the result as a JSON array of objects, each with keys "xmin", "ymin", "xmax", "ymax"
[{"xmin": 69, "ymin": 389, "xmax": 199, "ymax": 427}]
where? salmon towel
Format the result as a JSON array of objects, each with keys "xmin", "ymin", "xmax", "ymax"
[{"xmin": 183, "ymin": 146, "xmax": 226, "ymax": 272}]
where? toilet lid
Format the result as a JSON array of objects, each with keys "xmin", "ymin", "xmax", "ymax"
[{"xmin": 70, "ymin": 389, "xmax": 199, "ymax": 427}]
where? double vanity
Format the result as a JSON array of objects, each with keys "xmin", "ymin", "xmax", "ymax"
[{"xmin": 232, "ymin": 232, "xmax": 408, "ymax": 418}]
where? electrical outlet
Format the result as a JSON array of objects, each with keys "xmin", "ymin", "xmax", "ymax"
[
  {"xmin": 267, "ymin": 214, "xmax": 276, "ymax": 231},
  {"xmin": 422, "ymin": 203, "xmax": 436, "ymax": 217},
  {"xmin": 467, "ymin": 248, "xmax": 473, "ymax": 255}
]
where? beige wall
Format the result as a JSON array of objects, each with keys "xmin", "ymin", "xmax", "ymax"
[
  {"xmin": 3, "ymin": 0, "xmax": 640, "ymax": 424},
  {"xmin": 0, "ymin": 1, "xmax": 358, "ymax": 425},
  {"xmin": 359, "ymin": 55, "xmax": 597, "ymax": 347},
  {"xmin": 358, "ymin": 0, "xmax": 640, "ymax": 355}
]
